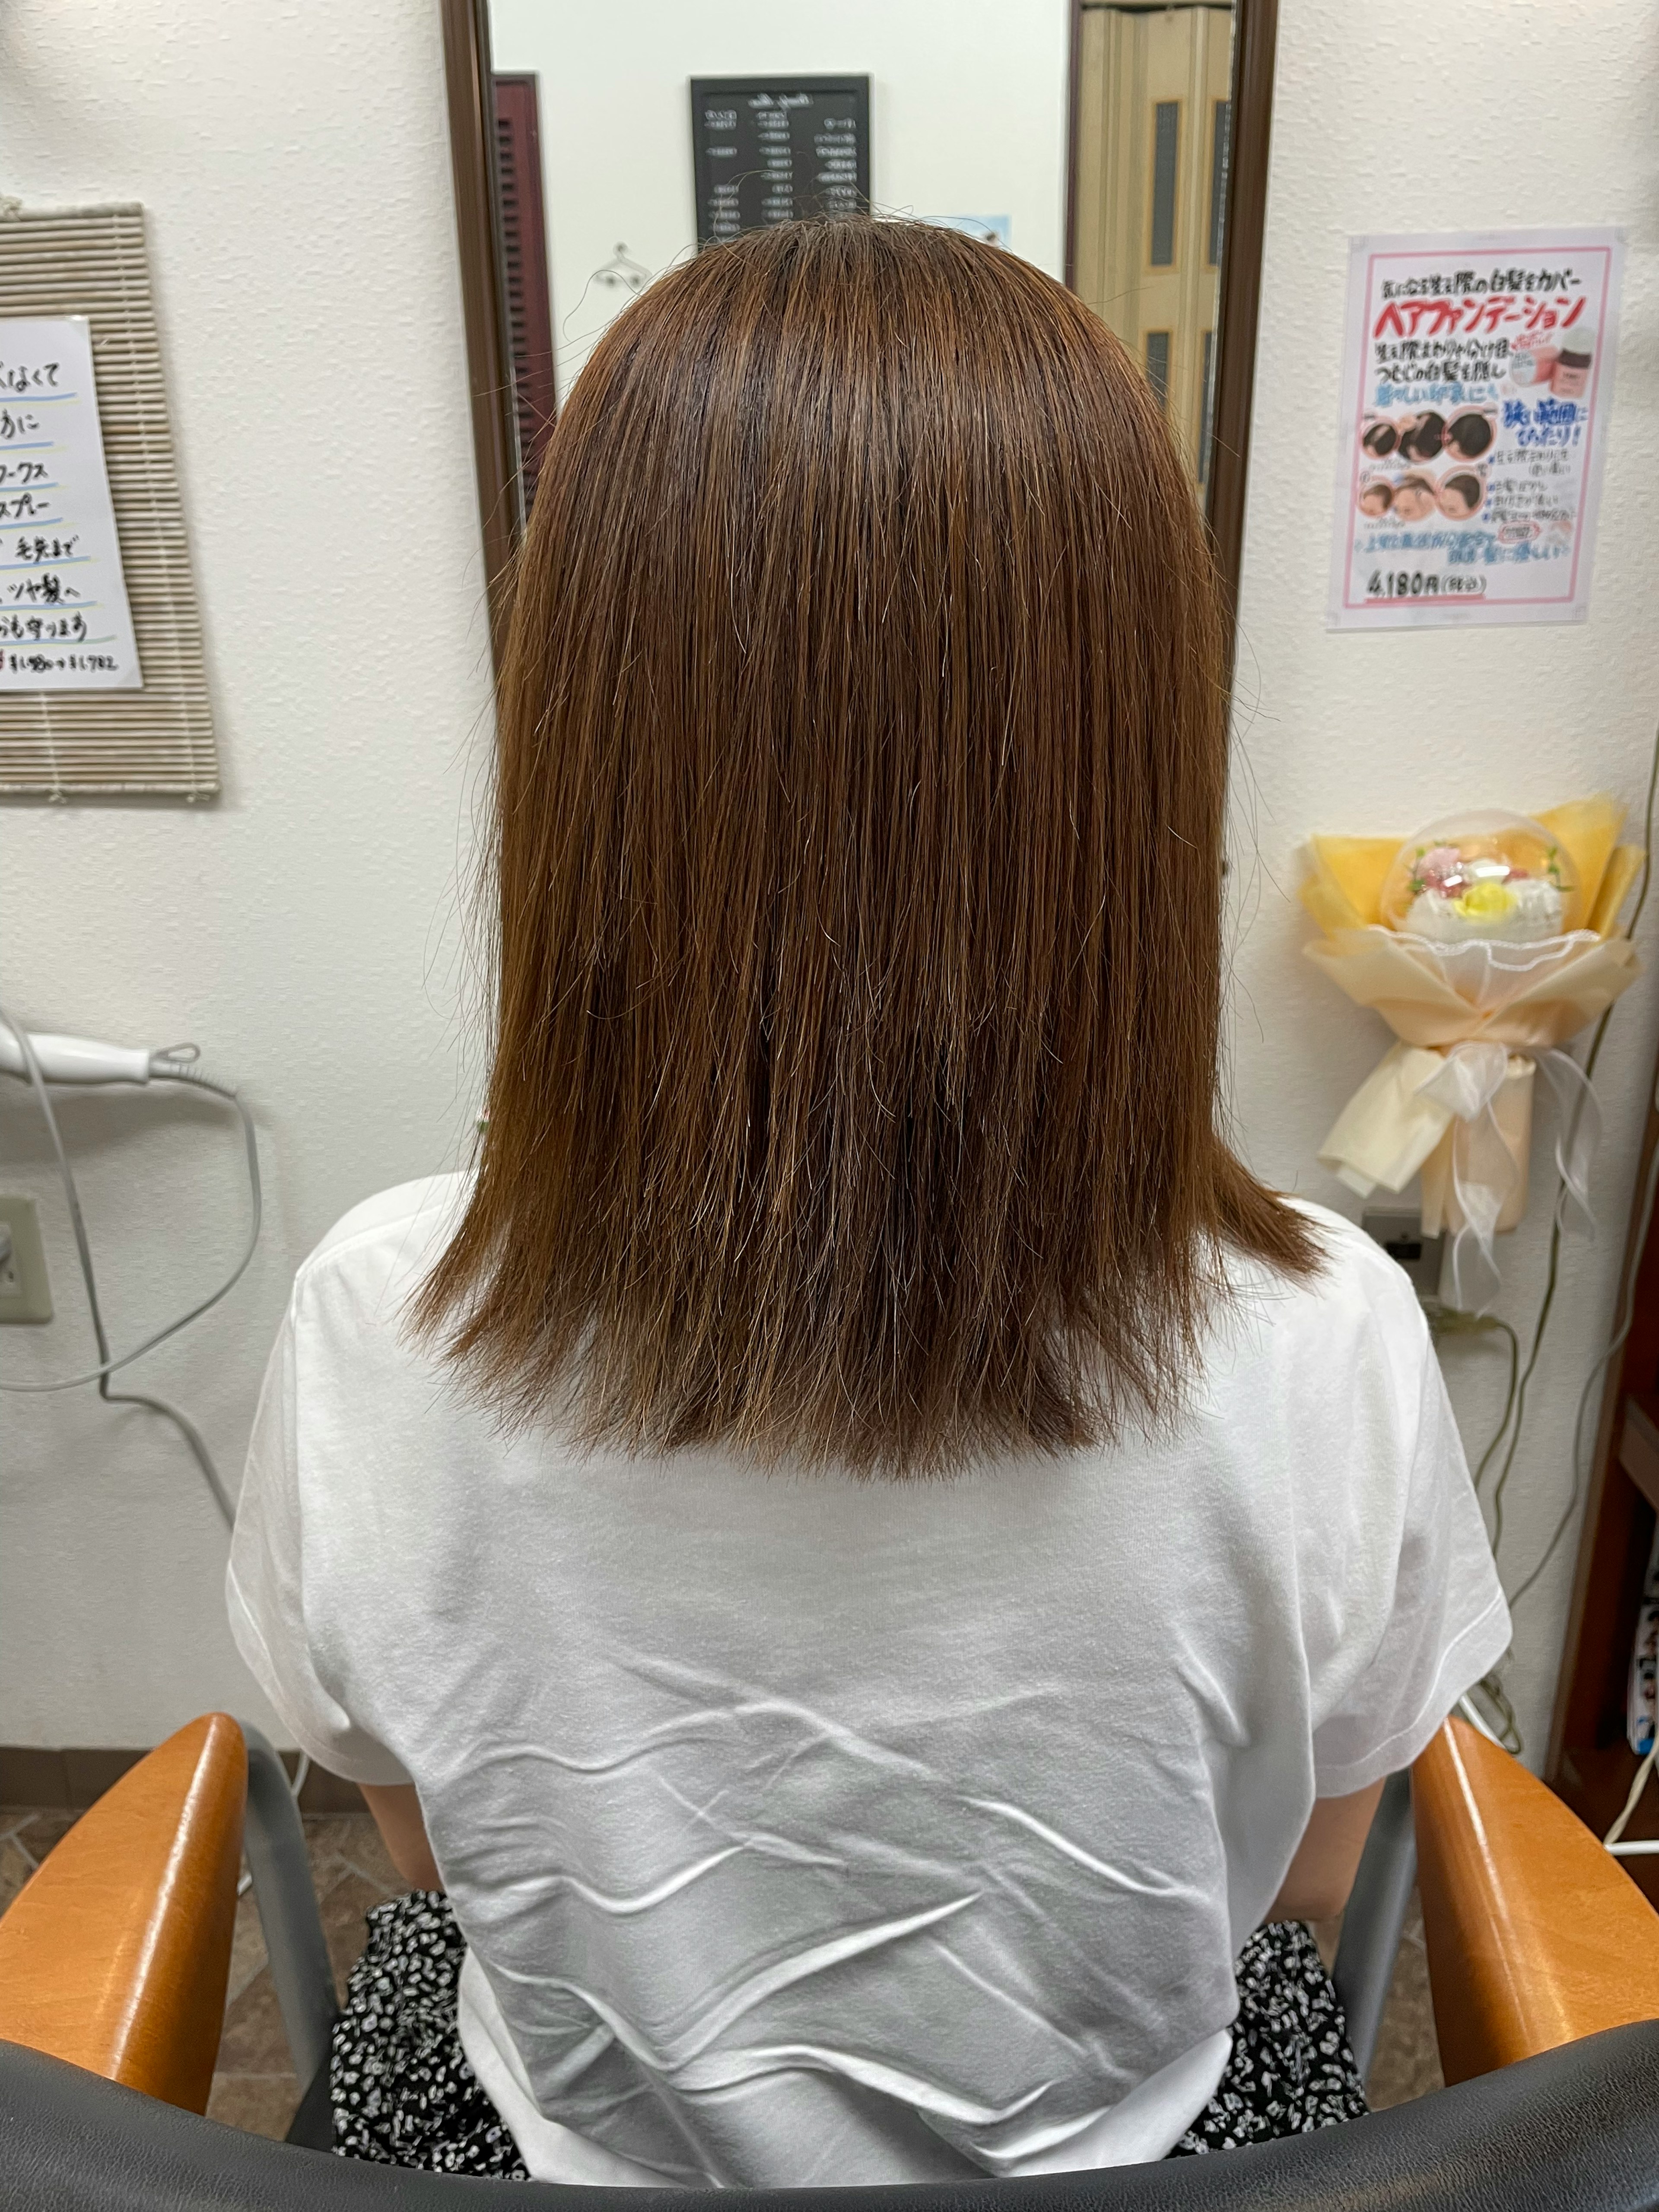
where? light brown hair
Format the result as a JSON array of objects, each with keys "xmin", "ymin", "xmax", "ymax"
[{"xmin": 419, "ymin": 218, "xmax": 1315, "ymax": 1475}]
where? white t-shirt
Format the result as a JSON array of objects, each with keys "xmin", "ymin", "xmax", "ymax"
[{"xmin": 229, "ymin": 1175, "xmax": 1507, "ymax": 2189}]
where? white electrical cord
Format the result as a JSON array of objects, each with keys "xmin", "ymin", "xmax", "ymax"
[
  {"xmin": 1454, "ymin": 1689, "xmax": 1659, "ymax": 1862},
  {"xmin": 0, "ymin": 1000, "xmax": 260, "ymax": 1528},
  {"xmin": 1605, "ymin": 1743, "xmax": 1659, "ymax": 1856},
  {"xmin": 1504, "ymin": 1073, "xmax": 1659, "ymax": 1617},
  {"xmin": 1456, "ymin": 1691, "xmax": 1508, "ymax": 1749},
  {"xmin": 2, "ymin": 1007, "xmax": 317, "ymax": 1814}
]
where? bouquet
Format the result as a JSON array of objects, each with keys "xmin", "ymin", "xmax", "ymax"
[{"xmin": 1302, "ymin": 796, "xmax": 1643, "ymax": 1309}]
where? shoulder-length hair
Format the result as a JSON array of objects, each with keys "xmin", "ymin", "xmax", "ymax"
[{"xmin": 418, "ymin": 218, "xmax": 1314, "ymax": 1475}]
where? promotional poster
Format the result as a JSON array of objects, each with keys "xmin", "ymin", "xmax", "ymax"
[
  {"xmin": 1329, "ymin": 228, "xmax": 1623, "ymax": 630},
  {"xmin": 0, "ymin": 314, "xmax": 143, "ymax": 688}
]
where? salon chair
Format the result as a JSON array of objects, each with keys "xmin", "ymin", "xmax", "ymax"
[{"xmin": 4, "ymin": 1715, "xmax": 1659, "ymax": 2210}]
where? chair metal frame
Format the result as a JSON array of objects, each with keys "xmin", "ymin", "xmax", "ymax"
[{"xmin": 239, "ymin": 1725, "xmax": 338, "ymax": 2148}]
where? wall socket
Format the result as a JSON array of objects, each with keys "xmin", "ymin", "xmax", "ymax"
[
  {"xmin": 0, "ymin": 1195, "xmax": 53, "ymax": 1322},
  {"xmin": 1361, "ymin": 1206, "xmax": 1445, "ymax": 1303}
]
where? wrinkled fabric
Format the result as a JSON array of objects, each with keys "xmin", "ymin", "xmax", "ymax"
[
  {"xmin": 329, "ymin": 1897, "xmax": 1363, "ymax": 2175},
  {"xmin": 230, "ymin": 1175, "xmax": 1506, "ymax": 2187}
]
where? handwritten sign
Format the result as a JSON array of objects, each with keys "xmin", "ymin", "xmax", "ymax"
[
  {"xmin": 690, "ymin": 78, "xmax": 871, "ymax": 248},
  {"xmin": 0, "ymin": 315, "xmax": 142, "ymax": 687},
  {"xmin": 1328, "ymin": 229, "xmax": 1623, "ymax": 629}
]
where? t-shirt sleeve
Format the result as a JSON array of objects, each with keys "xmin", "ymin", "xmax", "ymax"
[
  {"xmin": 1308, "ymin": 1281, "xmax": 1510, "ymax": 1798},
  {"xmin": 226, "ymin": 1300, "xmax": 413, "ymax": 1787}
]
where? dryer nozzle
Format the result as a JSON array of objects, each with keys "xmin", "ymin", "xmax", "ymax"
[{"xmin": 0, "ymin": 1020, "xmax": 156, "ymax": 1087}]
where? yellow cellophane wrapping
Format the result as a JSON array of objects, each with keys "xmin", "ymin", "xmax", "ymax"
[{"xmin": 1302, "ymin": 795, "xmax": 1643, "ymax": 1229}]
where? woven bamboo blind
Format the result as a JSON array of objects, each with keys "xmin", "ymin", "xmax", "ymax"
[{"xmin": 0, "ymin": 203, "xmax": 217, "ymax": 798}]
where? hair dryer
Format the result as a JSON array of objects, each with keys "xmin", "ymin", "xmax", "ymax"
[{"xmin": 0, "ymin": 1017, "xmax": 203, "ymax": 1087}]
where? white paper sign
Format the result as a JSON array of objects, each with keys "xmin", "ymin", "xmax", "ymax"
[
  {"xmin": 0, "ymin": 316, "xmax": 143, "ymax": 687},
  {"xmin": 1328, "ymin": 229, "xmax": 1623, "ymax": 629}
]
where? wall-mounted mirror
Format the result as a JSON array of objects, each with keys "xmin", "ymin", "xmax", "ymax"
[{"xmin": 443, "ymin": 0, "xmax": 1276, "ymax": 657}]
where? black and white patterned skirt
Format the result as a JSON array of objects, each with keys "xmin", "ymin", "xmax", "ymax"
[{"xmin": 331, "ymin": 1895, "xmax": 1366, "ymax": 2178}]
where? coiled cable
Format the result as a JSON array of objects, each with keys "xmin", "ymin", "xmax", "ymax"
[{"xmin": 0, "ymin": 999, "xmax": 259, "ymax": 1526}]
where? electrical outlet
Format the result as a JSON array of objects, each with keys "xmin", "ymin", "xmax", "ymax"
[
  {"xmin": 0, "ymin": 1195, "xmax": 52, "ymax": 1322},
  {"xmin": 1361, "ymin": 1206, "xmax": 1445, "ymax": 1303}
]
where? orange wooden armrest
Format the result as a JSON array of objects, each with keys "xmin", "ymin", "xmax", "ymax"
[
  {"xmin": 0, "ymin": 1713, "xmax": 246, "ymax": 2113},
  {"xmin": 1414, "ymin": 1713, "xmax": 1659, "ymax": 2082}
]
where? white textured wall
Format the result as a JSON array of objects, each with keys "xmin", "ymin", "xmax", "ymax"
[
  {"xmin": 0, "ymin": 1, "xmax": 493, "ymax": 1748},
  {"xmin": 1228, "ymin": 0, "xmax": 1659, "ymax": 1758},
  {"xmin": 489, "ymin": 0, "xmax": 1071, "ymax": 396},
  {"xmin": 1, "ymin": 0, "xmax": 1655, "ymax": 1765}
]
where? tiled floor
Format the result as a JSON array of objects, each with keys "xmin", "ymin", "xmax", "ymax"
[
  {"xmin": 0, "ymin": 1807, "xmax": 81, "ymax": 1913},
  {"xmin": 1, "ymin": 1804, "xmax": 1440, "ymax": 2141}
]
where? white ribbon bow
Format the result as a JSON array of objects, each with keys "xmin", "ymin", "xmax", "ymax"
[
  {"xmin": 1536, "ymin": 1047, "xmax": 1603, "ymax": 1239},
  {"xmin": 1415, "ymin": 1042, "xmax": 1600, "ymax": 1311}
]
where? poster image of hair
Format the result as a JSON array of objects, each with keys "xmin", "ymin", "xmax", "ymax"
[{"xmin": 1328, "ymin": 227, "xmax": 1624, "ymax": 630}]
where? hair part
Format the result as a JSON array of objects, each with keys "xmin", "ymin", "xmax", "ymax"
[{"xmin": 417, "ymin": 218, "xmax": 1316, "ymax": 1476}]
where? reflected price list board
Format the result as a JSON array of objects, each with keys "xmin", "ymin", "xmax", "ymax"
[{"xmin": 690, "ymin": 77, "xmax": 871, "ymax": 246}]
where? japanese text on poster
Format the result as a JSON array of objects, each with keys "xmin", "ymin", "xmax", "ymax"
[
  {"xmin": 0, "ymin": 315, "xmax": 142, "ymax": 688},
  {"xmin": 1329, "ymin": 229, "xmax": 1623, "ymax": 629}
]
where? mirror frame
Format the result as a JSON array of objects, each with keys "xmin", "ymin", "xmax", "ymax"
[
  {"xmin": 443, "ymin": 0, "xmax": 1279, "ymax": 671},
  {"xmin": 1183, "ymin": 0, "xmax": 1280, "ymax": 659},
  {"xmin": 442, "ymin": 0, "xmax": 519, "ymax": 657}
]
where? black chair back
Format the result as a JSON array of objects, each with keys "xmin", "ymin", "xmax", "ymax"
[{"xmin": 6, "ymin": 2023, "xmax": 1659, "ymax": 2212}]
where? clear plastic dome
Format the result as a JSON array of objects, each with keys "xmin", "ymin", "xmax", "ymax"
[{"xmin": 1380, "ymin": 809, "xmax": 1576, "ymax": 944}]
